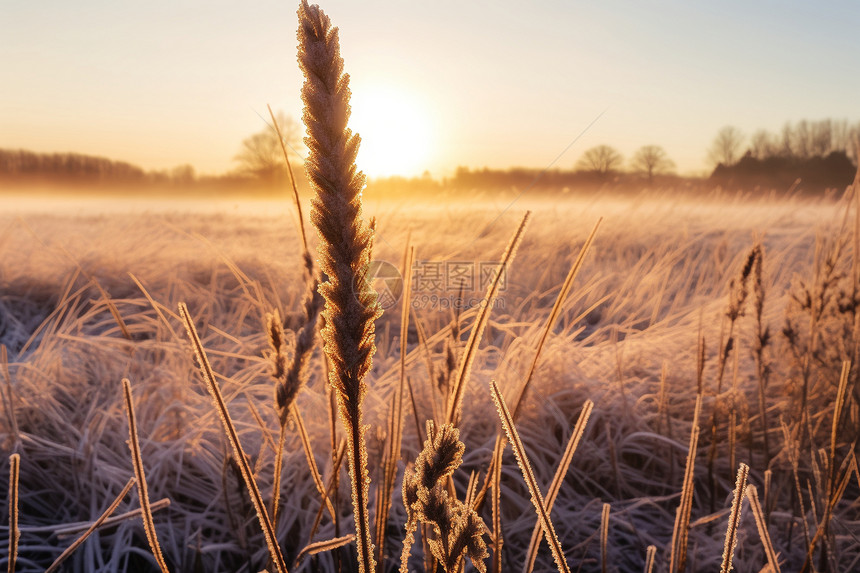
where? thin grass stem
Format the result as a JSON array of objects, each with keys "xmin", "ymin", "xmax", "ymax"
[
  {"xmin": 178, "ymin": 303, "xmax": 288, "ymax": 573},
  {"xmin": 45, "ymin": 477, "xmax": 136, "ymax": 573},
  {"xmin": 490, "ymin": 379, "xmax": 570, "ymax": 573},
  {"xmin": 122, "ymin": 379, "xmax": 169, "ymax": 573}
]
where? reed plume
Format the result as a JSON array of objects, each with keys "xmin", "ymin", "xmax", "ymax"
[
  {"xmin": 400, "ymin": 421, "xmax": 488, "ymax": 572},
  {"xmin": 298, "ymin": 2, "xmax": 382, "ymax": 571}
]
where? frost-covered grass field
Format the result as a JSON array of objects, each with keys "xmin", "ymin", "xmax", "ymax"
[{"xmin": 2, "ymin": 189, "xmax": 860, "ymax": 572}]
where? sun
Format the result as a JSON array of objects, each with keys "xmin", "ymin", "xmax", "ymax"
[{"xmin": 348, "ymin": 84, "xmax": 433, "ymax": 178}]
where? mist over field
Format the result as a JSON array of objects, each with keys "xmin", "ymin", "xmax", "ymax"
[
  {"xmin": 1, "ymin": 188, "xmax": 858, "ymax": 572},
  {"xmin": 3, "ymin": 1, "xmax": 860, "ymax": 570}
]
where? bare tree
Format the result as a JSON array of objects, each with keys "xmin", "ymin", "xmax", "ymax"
[
  {"xmin": 793, "ymin": 120, "xmax": 811, "ymax": 159},
  {"xmin": 575, "ymin": 145, "xmax": 623, "ymax": 175},
  {"xmin": 780, "ymin": 122, "xmax": 795, "ymax": 157},
  {"xmin": 630, "ymin": 145, "xmax": 675, "ymax": 182},
  {"xmin": 810, "ymin": 119, "xmax": 833, "ymax": 156},
  {"xmin": 170, "ymin": 164, "xmax": 196, "ymax": 185},
  {"xmin": 850, "ymin": 122, "xmax": 860, "ymax": 164},
  {"xmin": 707, "ymin": 126, "xmax": 744, "ymax": 166},
  {"xmin": 749, "ymin": 130, "xmax": 777, "ymax": 160},
  {"xmin": 234, "ymin": 111, "xmax": 304, "ymax": 182},
  {"xmin": 831, "ymin": 119, "xmax": 851, "ymax": 152}
]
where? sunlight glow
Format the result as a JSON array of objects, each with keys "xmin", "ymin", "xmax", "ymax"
[{"xmin": 349, "ymin": 84, "xmax": 434, "ymax": 178}]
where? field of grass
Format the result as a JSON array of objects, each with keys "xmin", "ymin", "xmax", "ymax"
[{"xmin": 1, "ymin": 187, "xmax": 859, "ymax": 572}]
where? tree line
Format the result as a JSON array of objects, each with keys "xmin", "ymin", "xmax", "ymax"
[
  {"xmin": 0, "ymin": 148, "xmax": 206, "ymax": 187},
  {"xmin": 705, "ymin": 119, "xmax": 860, "ymax": 191},
  {"xmin": 2, "ymin": 115, "xmax": 856, "ymax": 194}
]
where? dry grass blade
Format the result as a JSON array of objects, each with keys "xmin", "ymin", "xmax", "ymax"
[
  {"xmin": 7, "ymin": 452, "xmax": 20, "ymax": 573},
  {"xmin": 304, "ymin": 438, "xmax": 348, "ymax": 562},
  {"xmin": 745, "ymin": 484, "xmax": 780, "ymax": 573},
  {"xmin": 293, "ymin": 404, "xmax": 337, "ymax": 523},
  {"xmin": 406, "ymin": 375, "xmax": 426, "ymax": 447},
  {"xmin": 446, "ymin": 212, "xmax": 531, "ymax": 427},
  {"xmin": 522, "ymin": 400, "xmax": 594, "ymax": 573},
  {"xmin": 122, "ymin": 379, "xmax": 169, "ymax": 573},
  {"xmin": 267, "ymin": 103, "xmax": 308, "ymax": 257},
  {"xmin": 128, "ymin": 273, "xmax": 181, "ymax": 341},
  {"xmin": 669, "ymin": 393, "xmax": 702, "ymax": 573},
  {"xmin": 272, "ymin": 421, "xmax": 288, "ymax": 529},
  {"xmin": 375, "ymin": 245, "xmax": 413, "ymax": 570},
  {"xmin": 178, "ymin": 303, "xmax": 288, "ymax": 573},
  {"xmin": 490, "ymin": 379, "xmax": 570, "ymax": 573},
  {"xmin": 801, "ymin": 359, "xmax": 853, "ymax": 571},
  {"xmin": 297, "ymin": 534, "xmax": 356, "ymax": 560},
  {"xmin": 1, "ymin": 346, "xmax": 19, "ymax": 445},
  {"xmin": 40, "ymin": 241, "xmax": 133, "ymax": 341},
  {"xmin": 832, "ymin": 452, "xmax": 858, "ymax": 510},
  {"xmin": 720, "ymin": 463, "xmax": 749, "ymax": 573},
  {"xmin": 44, "ymin": 477, "xmax": 136, "ymax": 573},
  {"xmin": 780, "ymin": 419, "xmax": 811, "ymax": 549},
  {"xmin": 53, "ymin": 499, "xmax": 171, "ymax": 538},
  {"xmin": 830, "ymin": 360, "xmax": 851, "ymax": 467},
  {"xmin": 93, "ymin": 280, "xmax": 132, "ymax": 340},
  {"xmin": 491, "ymin": 454, "xmax": 503, "ymax": 573},
  {"xmin": 644, "ymin": 545, "xmax": 657, "ymax": 573},
  {"xmin": 511, "ymin": 218, "xmax": 601, "ymax": 419},
  {"xmin": 600, "ymin": 503, "xmax": 611, "ymax": 573},
  {"xmin": 477, "ymin": 221, "xmax": 597, "ymax": 516}
]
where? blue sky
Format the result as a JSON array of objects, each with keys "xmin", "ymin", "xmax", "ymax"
[{"xmin": 1, "ymin": 1, "xmax": 858, "ymax": 177}]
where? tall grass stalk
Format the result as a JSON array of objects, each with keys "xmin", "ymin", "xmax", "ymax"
[
  {"xmin": 374, "ymin": 245, "xmax": 413, "ymax": 570},
  {"xmin": 669, "ymin": 393, "xmax": 702, "ymax": 573},
  {"xmin": 708, "ymin": 247, "xmax": 757, "ymax": 513},
  {"xmin": 749, "ymin": 244, "xmax": 772, "ymax": 464},
  {"xmin": 490, "ymin": 379, "xmax": 570, "ymax": 573},
  {"xmin": 292, "ymin": 403, "xmax": 337, "ymax": 522},
  {"xmin": 178, "ymin": 303, "xmax": 288, "ymax": 573},
  {"xmin": 720, "ymin": 463, "xmax": 749, "ymax": 573},
  {"xmin": 491, "ymin": 446, "xmax": 503, "ymax": 573},
  {"xmin": 301, "ymin": 438, "xmax": 347, "ymax": 569},
  {"xmin": 781, "ymin": 419, "xmax": 811, "ymax": 551},
  {"xmin": 600, "ymin": 503, "xmax": 611, "ymax": 573},
  {"xmin": 7, "ymin": 453, "xmax": 19, "ymax": 573},
  {"xmin": 643, "ymin": 545, "xmax": 657, "ymax": 573},
  {"xmin": 521, "ymin": 400, "xmax": 593, "ymax": 573},
  {"xmin": 267, "ymin": 103, "xmax": 308, "ymax": 258},
  {"xmin": 121, "ymin": 379, "xmax": 169, "ymax": 573},
  {"xmin": 745, "ymin": 484, "xmax": 780, "ymax": 573},
  {"xmin": 801, "ymin": 359, "xmax": 851, "ymax": 572},
  {"xmin": 0, "ymin": 346, "xmax": 19, "ymax": 445},
  {"xmin": 267, "ymin": 100, "xmax": 325, "ymax": 528},
  {"xmin": 477, "ymin": 220, "xmax": 599, "ymax": 513},
  {"xmin": 298, "ymin": 2, "xmax": 383, "ymax": 570},
  {"xmin": 446, "ymin": 212, "xmax": 531, "ymax": 427}
]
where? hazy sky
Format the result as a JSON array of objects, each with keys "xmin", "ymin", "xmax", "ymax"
[{"xmin": 2, "ymin": 1, "xmax": 858, "ymax": 177}]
